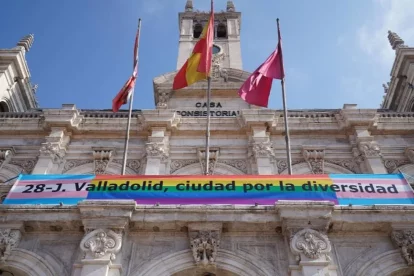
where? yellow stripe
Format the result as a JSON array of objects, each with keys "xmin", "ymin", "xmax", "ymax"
[{"xmin": 185, "ymin": 53, "xmax": 208, "ymax": 86}]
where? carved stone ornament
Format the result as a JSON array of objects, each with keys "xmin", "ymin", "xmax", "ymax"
[
  {"xmin": 252, "ymin": 142, "xmax": 275, "ymax": 159},
  {"xmin": 303, "ymin": 149, "xmax": 324, "ymax": 174},
  {"xmin": 0, "ymin": 229, "xmax": 21, "ymax": 263},
  {"xmin": 391, "ymin": 230, "xmax": 414, "ymax": 265},
  {"xmin": 290, "ymin": 228, "xmax": 331, "ymax": 261},
  {"xmin": 80, "ymin": 229, "xmax": 122, "ymax": 261},
  {"xmin": 358, "ymin": 142, "xmax": 381, "ymax": 158},
  {"xmin": 146, "ymin": 142, "xmax": 168, "ymax": 160},
  {"xmin": 9, "ymin": 159, "xmax": 37, "ymax": 174},
  {"xmin": 62, "ymin": 159, "xmax": 93, "ymax": 173},
  {"xmin": 211, "ymin": 52, "xmax": 228, "ymax": 82},
  {"xmin": 325, "ymin": 159, "xmax": 360, "ymax": 173},
  {"xmin": 405, "ymin": 148, "xmax": 414, "ymax": 163},
  {"xmin": 170, "ymin": 160, "xmax": 199, "ymax": 174},
  {"xmin": 198, "ymin": 149, "xmax": 219, "ymax": 175},
  {"xmin": 384, "ymin": 159, "xmax": 411, "ymax": 173},
  {"xmin": 218, "ymin": 160, "xmax": 248, "ymax": 174},
  {"xmin": 93, "ymin": 149, "xmax": 113, "ymax": 175},
  {"xmin": 189, "ymin": 230, "xmax": 220, "ymax": 266},
  {"xmin": 112, "ymin": 159, "xmax": 141, "ymax": 174},
  {"xmin": 276, "ymin": 159, "xmax": 303, "ymax": 174},
  {"xmin": 0, "ymin": 149, "xmax": 12, "ymax": 169},
  {"xmin": 39, "ymin": 142, "xmax": 65, "ymax": 164},
  {"xmin": 157, "ymin": 92, "xmax": 170, "ymax": 109}
]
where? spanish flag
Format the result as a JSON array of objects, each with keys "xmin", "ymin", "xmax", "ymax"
[{"xmin": 173, "ymin": 0, "xmax": 214, "ymax": 90}]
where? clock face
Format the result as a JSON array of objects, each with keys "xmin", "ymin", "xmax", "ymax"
[{"xmin": 213, "ymin": 45, "xmax": 220, "ymax": 54}]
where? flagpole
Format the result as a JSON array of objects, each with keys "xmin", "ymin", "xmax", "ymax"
[
  {"xmin": 205, "ymin": 76, "xmax": 212, "ymax": 175},
  {"xmin": 277, "ymin": 18, "xmax": 293, "ymax": 175},
  {"xmin": 122, "ymin": 18, "xmax": 142, "ymax": 175}
]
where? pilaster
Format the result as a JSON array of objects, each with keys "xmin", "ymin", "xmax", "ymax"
[
  {"xmin": 32, "ymin": 104, "xmax": 81, "ymax": 174},
  {"xmin": 75, "ymin": 200, "xmax": 136, "ymax": 276},
  {"xmin": 144, "ymin": 127, "xmax": 170, "ymax": 175},
  {"xmin": 276, "ymin": 201, "xmax": 338, "ymax": 276}
]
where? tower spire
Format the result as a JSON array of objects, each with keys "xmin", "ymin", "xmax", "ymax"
[
  {"xmin": 16, "ymin": 34, "xmax": 34, "ymax": 52},
  {"xmin": 226, "ymin": 1, "xmax": 235, "ymax": 12},
  {"xmin": 388, "ymin": 30, "xmax": 406, "ymax": 50},
  {"xmin": 185, "ymin": 0, "xmax": 193, "ymax": 12}
]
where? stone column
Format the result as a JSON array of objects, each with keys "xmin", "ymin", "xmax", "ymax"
[
  {"xmin": 353, "ymin": 127, "xmax": 387, "ymax": 174},
  {"xmin": 276, "ymin": 201, "xmax": 338, "ymax": 276},
  {"xmin": 32, "ymin": 127, "xmax": 69, "ymax": 174},
  {"xmin": 144, "ymin": 127, "xmax": 170, "ymax": 175},
  {"xmin": 74, "ymin": 200, "xmax": 135, "ymax": 276},
  {"xmin": 250, "ymin": 126, "xmax": 275, "ymax": 175}
]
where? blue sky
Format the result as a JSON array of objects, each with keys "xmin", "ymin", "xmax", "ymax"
[{"xmin": 1, "ymin": 0, "xmax": 413, "ymax": 111}]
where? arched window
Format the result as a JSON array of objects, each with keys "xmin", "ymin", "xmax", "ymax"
[
  {"xmin": 0, "ymin": 101, "xmax": 9, "ymax": 112},
  {"xmin": 193, "ymin": 23, "xmax": 203, "ymax": 38},
  {"xmin": 216, "ymin": 23, "xmax": 227, "ymax": 38}
]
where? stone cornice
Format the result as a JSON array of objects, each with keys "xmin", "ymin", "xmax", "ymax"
[
  {"xmin": 2, "ymin": 202, "xmax": 414, "ymax": 233},
  {"xmin": 140, "ymin": 109, "xmax": 181, "ymax": 130}
]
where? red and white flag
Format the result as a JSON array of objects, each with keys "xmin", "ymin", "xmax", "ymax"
[
  {"xmin": 112, "ymin": 24, "xmax": 140, "ymax": 112},
  {"xmin": 238, "ymin": 21, "xmax": 285, "ymax": 107}
]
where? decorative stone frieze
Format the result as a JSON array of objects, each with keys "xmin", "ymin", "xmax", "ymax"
[
  {"xmin": 358, "ymin": 141, "xmax": 381, "ymax": 158},
  {"xmin": 9, "ymin": 159, "xmax": 37, "ymax": 174},
  {"xmin": 62, "ymin": 159, "xmax": 93, "ymax": 173},
  {"xmin": 218, "ymin": 159, "xmax": 247, "ymax": 174},
  {"xmin": 92, "ymin": 149, "xmax": 113, "ymax": 175},
  {"xmin": 170, "ymin": 160, "xmax": 199, "ymax": 174},
  {"xmin": 0, "ymin": 229, "xmax": 22, "ymax": 262},
  {"xmin": 276, "ymin": 159, "xmax": 303, "ymax": 174},
  {"xmin": 290, "ymin": 228, "xmax": 332, "ymax": 262},
  {"xmin": 112, "ymin": 159, "xmax": 141, "ymax": 173},
  {"xmin": 391, "ymin": 230, "xmax": 414, "ymax": 265},
  {"xmin": 189, "ymin": 230, "xmax": 220, "ymax": 266},
  {"xmin": 383, "ymin": 159, "xmax": 411, "ymax": 173},
  {"xmin": 326, "ymin": 159, "xmax": 360, "ymax": 173},
  {"xmin": 146, "ymin": 142, "xmax": 168, "ymax": 161},
  {"xmin": 303, "ymin": 149, "xmax": 324, "ymax": 174},
  {"xmin": 80, "ymin": 228, "xmax": 122, "ymax": 261},
  {"xmin": 252, "ymin": 142, "xmax": 275, "ymax": 158}
]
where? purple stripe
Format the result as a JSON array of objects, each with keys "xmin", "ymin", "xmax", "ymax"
[{"xmin": 134, "ymin": 198, "xmax": 339, "ymax": 205}]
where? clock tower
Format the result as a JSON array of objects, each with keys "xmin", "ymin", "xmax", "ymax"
[{"xmin": 177, "ymin": 0, "xmax": 242, "ymax": 71}]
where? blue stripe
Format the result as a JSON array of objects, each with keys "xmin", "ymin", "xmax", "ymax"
[
  {"xmin": 19, "ymin": 175, "xmax": 95, "ymax": 181},
  {"xmin": 2, "ymin": 198, "xmax": 85, "ymax": 205},
  {"xmin": 338, "ymin": 198, "xmax": 414, "ymax": 205},
  {"xmin": 329, "ymin": 174, "xmax": 403, "ymax": 179},
  {"xmin": 86, "ymin": 191, "xmax": 338, "ymax": 200}
]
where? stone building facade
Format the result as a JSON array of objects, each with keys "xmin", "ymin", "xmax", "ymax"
[{"xmin": 1, "ymin": 1, "xmax": 414, "ymax": 276}]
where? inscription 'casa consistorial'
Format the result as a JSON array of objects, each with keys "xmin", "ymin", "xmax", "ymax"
[{"xmin": 177, "ymin": 102, "xmax": 240, "ymax": 117}]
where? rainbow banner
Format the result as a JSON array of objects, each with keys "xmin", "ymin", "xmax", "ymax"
[{"xmin": 3, "ymin": 174, "xmax": 414, "ymax": 206}]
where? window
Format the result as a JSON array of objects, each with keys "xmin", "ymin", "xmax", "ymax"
[
  {"xmin": 193, "ymin": 23, "xmax": 203, "ymax": 38},
  {"xmin": 216, "ymin": 23, "xmax": 227, "ymax": 38},
  {"xmin": 0, "ymin": 101, "xmax": 9, "ymax": 112}
]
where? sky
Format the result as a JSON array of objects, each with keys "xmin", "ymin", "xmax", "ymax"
[{"xmin": 1, "ymin": 0, "xmax": 413, "ymax": 111}]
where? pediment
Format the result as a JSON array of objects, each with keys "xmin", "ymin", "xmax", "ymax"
[{"xmin": 152, "ymin": 68, "xmax": 252, "ymax": 108}]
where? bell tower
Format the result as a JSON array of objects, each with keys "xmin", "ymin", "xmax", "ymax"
[
  {"xmin": 0, "ymin": 34, "xmax": 38, "ymax": 112},
  {"xmin": 177, "ymin": 0, "xmax": 242, "ymax": 71},
  {"xmin": 381, "ymin": 31, "xmax": 414, "ymax": 112}
]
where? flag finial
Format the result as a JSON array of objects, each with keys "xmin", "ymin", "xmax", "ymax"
[
  {"xmin": 185, "ymin": 0, "xmax": 193, "ymax": 12},
  {"xmin": 388, "ymin": 30, "xmax": 407, "ymax": 50}
]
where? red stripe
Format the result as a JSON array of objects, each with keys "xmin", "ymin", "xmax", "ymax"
[{"xmin": 172, "ymin": 60, "xmax": 189, "ymax": 90}]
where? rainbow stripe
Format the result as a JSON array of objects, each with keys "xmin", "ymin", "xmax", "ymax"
[{"xmin": 3, "ymin": 174, "xmax": 414, "ymax": 206}]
